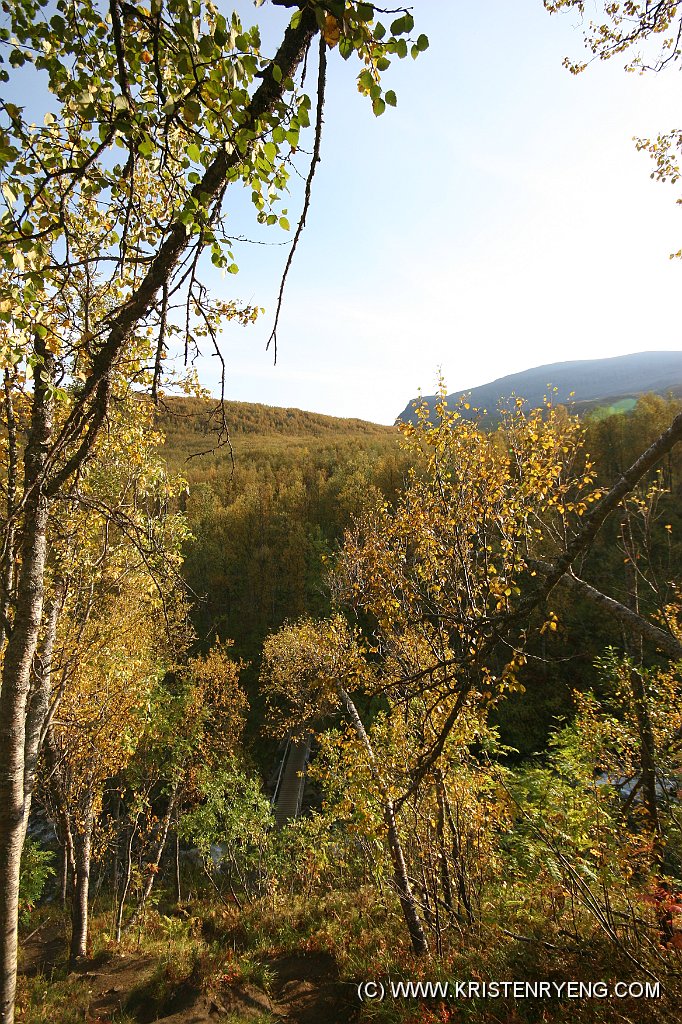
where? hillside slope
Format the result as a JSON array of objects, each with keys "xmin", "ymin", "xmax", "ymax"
[
  {"xmin": 397, "ymin": 351, "xmax": 682, "ymax": 425},
  {"xmin": 155, "ymin": 396, "xmax": 396, "ymax": 470}
]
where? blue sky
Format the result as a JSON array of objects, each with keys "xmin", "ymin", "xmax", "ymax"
[
  {"xmin": 10, "ymin": 1, "xmax": 679, "ymax": 422},
  {"xmin": 203, "ymin": 0, "xmax": 681, "ymax": 423}
]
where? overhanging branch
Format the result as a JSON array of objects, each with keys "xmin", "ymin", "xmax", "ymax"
[
  {"xmin": 42, "ymin": 6, "xmax": 320, "ymax": 499},
  {"xmin": 529, "ymin": 558, "xmax": 682, "ymax": 660},
  {"xmin": 528, "ymin": 410, "xmax": 682, "ymax": 610}
]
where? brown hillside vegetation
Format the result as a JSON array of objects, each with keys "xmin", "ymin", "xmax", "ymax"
[
  {"xmin": 155, "ymin": 397, "xmax": 397, "ymax": 470},
  {"xmin": 152, "ymin": 397, "xmax": 406, "ymax": 752}
]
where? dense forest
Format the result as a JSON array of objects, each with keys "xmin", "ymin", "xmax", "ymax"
[
  {"xmin": 2, "ymin": 1, "xmax": 682, "ymax": 1022},
  {"xmin": 8, "ymin": 389, "xmax": 682, "ymax": 1024},
  {"xmin": 162, "ymin": 393, "xmax": 682, "ymax": 760},
  {"xmin": 158, "ymin": 398, "xmax": 404, "ymax": 757}
]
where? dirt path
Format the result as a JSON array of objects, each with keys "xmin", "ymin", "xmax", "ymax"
[
  {"xmin": 263, "ymin": 952, "xmax": 358, "ymax": 1024},
  {"xmin": 163, "ymin": 951, "xmax": 358, "ymax": 1023},
  {"xmin": 19, "ymin": 927, "xmax": 359, "ymax": 1023},
  {"xmin": 20, "ymin": 921, "xmax": 65, "ymax": 978},
  {"xmin": 78, "ymin": 956, "xmax": 159, "ymax": 1021}
]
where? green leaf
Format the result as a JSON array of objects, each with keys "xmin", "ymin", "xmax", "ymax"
[
  {"xmin": 385, "ymin": 90, "xmax": 397, "ymax": 107},
  {"xmin": 183, "ymin": 99, "xmax": 202, "ymax": 124},
  {"xmin": 187, "ymin": 143, "xmax": 201, "ymax": 162},
  {"xmin": 358, "ymin": 69, "xmax": 373, "ymax": 92},
  {"xmin": 198, "ymin": 35, "xmax": 215, "ymax": 58},
  {"xmin": 279, "ymin": 216, "xmax": 290, "ymax": 231},
  {"xmin": 417, "ymin": 33, "xmax": 429, "ymax": 51},
  {"xmin": 214, "ymin": 18, "xmax": 228, "ymax": 47},
  {"xmin": 138, "ymin": 135, "xmax": 155, "ymax": 158},
  {"xmin": 272, "ymin": 62, "xmax": 282, "ymax": 83},
  {"xmin": 372, "ymin": 97, "xmax": 385, "ymax": 117},
  {"xmin": 357, "ymin": 3, "xmax": 374, "ymax": 20},
  {"xmin": 227, "ymin": 263, "xmax": 239, "ymax": 274}
]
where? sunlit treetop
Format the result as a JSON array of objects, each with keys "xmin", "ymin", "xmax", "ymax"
[
  {"xmin": 0, "ymin": 2, "xmax": 427, "ymax": 396},
  {"xmin": 544, "ymin": 0, "xmax": 682, "ymax": 73}
]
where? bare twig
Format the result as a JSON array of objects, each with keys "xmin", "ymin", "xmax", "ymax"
[{"xmin": 267, "ymin": 33, "xmax": 327, "ymax": 362}]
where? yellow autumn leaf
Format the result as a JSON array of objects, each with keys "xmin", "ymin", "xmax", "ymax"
[{"xmin": 323, "ymin": 14, "xmax": 341, "ymax": 48}]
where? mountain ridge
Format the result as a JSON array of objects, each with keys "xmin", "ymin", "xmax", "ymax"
[{"xmin": 396, "ymin": 351, "xmax": 682, "ymax": 425}]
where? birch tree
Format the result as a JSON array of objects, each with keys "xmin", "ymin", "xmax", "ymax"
[{"xmin": 0, "ymin": 3, "xmax": 428, "ymax": 1018}]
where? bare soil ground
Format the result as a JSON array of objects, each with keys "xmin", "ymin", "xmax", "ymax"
[
  {"xmin": 263, "ymin": 952, "xmax": 358, "ymax": 1024},
  {"xmin": 18, "ymin": 925, "xmax": 359, "ymax": 1023}
]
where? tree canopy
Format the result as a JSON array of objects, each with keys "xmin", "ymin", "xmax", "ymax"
[{"xmin": 0, "ymin": 3, "xmax": 429, "ymax": 1020}]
